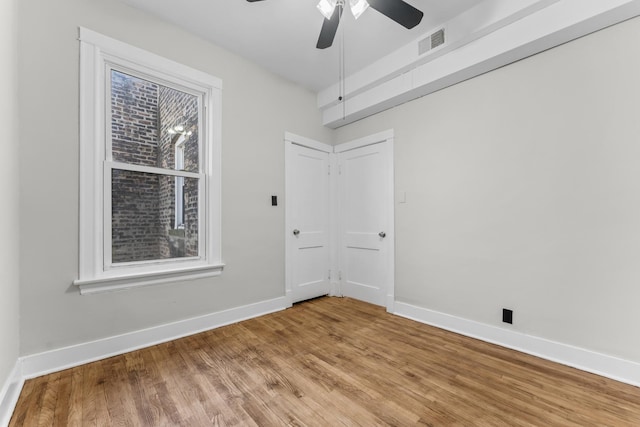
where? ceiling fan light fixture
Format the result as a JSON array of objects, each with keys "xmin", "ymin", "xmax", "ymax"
[
  {"xmin": 317, "ymin": 0, "xmax": 337, "ymax": 20},
  {"xmin": 349, "ymin": 0, "xmax": 369, "ymax": 19}
]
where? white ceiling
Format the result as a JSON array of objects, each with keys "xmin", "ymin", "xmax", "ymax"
[{"xmin": 121, "ymin": 0, "xmax": 484, "ymax": 91}]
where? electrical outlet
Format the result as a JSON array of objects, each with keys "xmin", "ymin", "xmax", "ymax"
[{"xmin": 502, "ymin": 308, "xmax": 513, "ymax": 324}]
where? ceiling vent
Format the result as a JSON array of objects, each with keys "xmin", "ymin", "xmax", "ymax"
[{"xmin": 418, "ymin": 28, "xmax": 445, "ymax": 55}]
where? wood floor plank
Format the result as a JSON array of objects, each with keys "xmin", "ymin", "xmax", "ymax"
[
  {"xmin": 36, "ymin": 372, "xmax": 61, "ymax": 427},
  {"xmin": 81, "ymin": 360, "xmax": 99, "ymax": 426},
  {"xmin": 51, "ymin": 370, "xmax": 71, "ymax": 427},
  {"xmin": 158, "ymin": 340, "xmax": 230, "ymax": 425},
  {"xmin": 8, "ymin": 375, "xmax": 37, "ymax": 426},
  {"xmin": 101, "ymin": 357, "xmax": 138, "ymax": 426},
  {"xmin": 9, "ymin": 297, "xmax": 640, "ymax": 426},
  {"xmin": 18, "ymin": 376, "xmax": 48, "ymax": 426},
  {"xmin": 145, "ymin": 341, "xmax": 211, "ymax": 426},
  {"xmin": 65, "ymin": 367, "xmax": 84, "ymax": 427}
]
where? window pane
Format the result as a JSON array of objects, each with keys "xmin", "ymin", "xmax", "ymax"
[
  {"xmin": 112, "ymin": 169, "xmax": 199, "ymax": 263},
  {"xmin": 110, "ymin": 70, "xmax": 199, "ymax": 172}
]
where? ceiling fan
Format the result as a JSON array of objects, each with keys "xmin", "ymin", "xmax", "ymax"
[{"xmin": 246, "ymin": 0, "xmax": 424, "ymax": 49}]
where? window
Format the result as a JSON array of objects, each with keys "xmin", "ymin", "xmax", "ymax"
[{"xmin": 76, "ymin": 28, "xmax": 223, "ymax": 295}]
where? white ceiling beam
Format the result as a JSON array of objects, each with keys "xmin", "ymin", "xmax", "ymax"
[
  {"xmin": 321, "ymin": 0, "xmax": 640, "ymax": 128},
  {"xmin": 317, "ymin": 0, "xmax": 559, "ymax": 110}
]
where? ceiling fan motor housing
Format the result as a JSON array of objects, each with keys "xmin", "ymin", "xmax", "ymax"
[{"xmin": 247, "ymin": 0, "xmax": 424, "ymax": 49}]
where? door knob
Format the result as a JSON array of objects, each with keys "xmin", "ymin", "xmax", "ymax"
[
  {"xmin": 379, "ymin": 231, "xmax": 386, "ymax": 238},
  {"xmin": 293, "ymin": 229, "xmax": 300, "ymax": 236}
]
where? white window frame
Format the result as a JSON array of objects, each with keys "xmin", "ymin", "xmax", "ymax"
[
  {"xmin": 174, "ymin": 136, "xmax": 186, "ymax": 229},
  {"xmin": 75, "ymin": 28, "xmax": 223, "ymax": 295}
]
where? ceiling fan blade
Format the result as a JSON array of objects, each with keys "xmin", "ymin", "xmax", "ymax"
[
  {"xmin": 316, "ymin": 5, "xmax": 343, "ymax": 49},
  {"xmin": 246, "ymin": 0, "xmax": 266, "ymax": 2},
  {"xmin": 367, "ymin": 0, "xmax": 423, "ymax": 29}
]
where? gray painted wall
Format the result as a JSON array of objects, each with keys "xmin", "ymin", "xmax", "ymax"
[
  {"xmin": 335, "ymin": 17, "xmax": 640, "ymax": 363},
  {"xmin": 18, "ymin": 0, "xmax": 332, "ymax": 355},
  {"xmin": 0, "ymin": 0, "xmax": 20, "ymax": 390}
]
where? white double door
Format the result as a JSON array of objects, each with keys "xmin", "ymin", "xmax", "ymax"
[{"xmin": 285, "ymin": 131, "xmax": 394, "ymax": 309}]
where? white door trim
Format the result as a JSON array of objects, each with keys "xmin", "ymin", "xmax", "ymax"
[
  {"xmin": 334, "ymin": 129, "xmax": 394, "ymax": 153},
  {"xmin": 284, "ymin": 133, "xmax": 336, "ymax": 307},
  {"xmin": 284, "ymin": 132, "xmax": 332, "ymax": 154},
  {"xmin": 335, "ymin": 129, "xmax": 395, "ymax": 312}
]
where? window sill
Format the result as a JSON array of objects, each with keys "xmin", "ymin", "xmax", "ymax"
[{"xmin": 73, "ymin": 263, "xmax": 225, "ymax": 295}]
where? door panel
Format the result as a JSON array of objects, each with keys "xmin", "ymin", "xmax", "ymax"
[
  {"xmin": 338, "ymin": 142, "xmax": 392, "ymax": 307},
  {"xmin": 288, "ymin": 142, "xmax": 331, "ymax": 303}
]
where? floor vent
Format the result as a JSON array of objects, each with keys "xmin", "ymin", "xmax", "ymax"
[{"xmin": 418, "ymin": 28, "xmax": 445, "ymax": 55}]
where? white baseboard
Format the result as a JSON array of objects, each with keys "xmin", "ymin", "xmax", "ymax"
[
  {"xmin": 285, "ymin": 289, "xmax": 294, "ymax": 308},
  {"xmin": 0, "ymin": 361, "xmax": 24, "ymax": 427},
  {"xmin": 393, "ymin": 301, "xmax": 640, "ymax": 388},
  {"xmin": 20, "ymin": 296, "xmax": 288, "ymax": 380},
  {"xmin": 330, "ymin": 280, "xmax": 342, "ymax": 298},
  {"xmin": 386, "ymin": 294, "xmax": 395, "ymax": 313}
]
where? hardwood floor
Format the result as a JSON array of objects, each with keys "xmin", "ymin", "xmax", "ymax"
[{"xmin": 9, "ymin": 297, "xmax": 640, "ymax": 426}]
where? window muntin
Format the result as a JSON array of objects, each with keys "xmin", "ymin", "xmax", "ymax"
[{"xmin": 76, "ymin": 28, "xmax": 223, "ymax": 294}]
